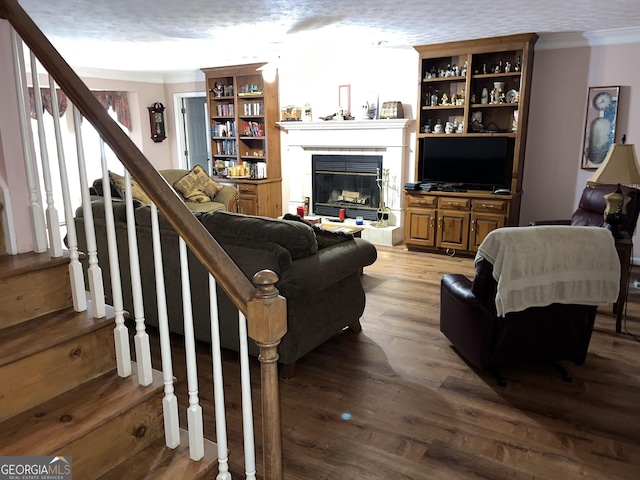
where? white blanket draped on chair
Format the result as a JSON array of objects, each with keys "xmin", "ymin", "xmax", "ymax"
[{"xmin": 475, "ymin": 226, "xmax": 621, "ymax": 316}]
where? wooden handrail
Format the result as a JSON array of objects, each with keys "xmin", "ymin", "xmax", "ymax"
[{"xmin": 0, "ymin": 0, "xmax": 255, "ymax": 314}]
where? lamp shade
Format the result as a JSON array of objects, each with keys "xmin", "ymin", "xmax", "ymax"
[{"xmin": 587, "ymin": 143, "xmax": 640, "ymax": 186}]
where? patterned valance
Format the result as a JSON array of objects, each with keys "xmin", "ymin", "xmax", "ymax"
[{"xmin": 28, "ymin": 87, "xmax": 132, "ymax": 131}]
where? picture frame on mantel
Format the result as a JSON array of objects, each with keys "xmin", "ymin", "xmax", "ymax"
[{"xmin": 581, "ymin": 85, "xmax": 620, "ymax": 169}]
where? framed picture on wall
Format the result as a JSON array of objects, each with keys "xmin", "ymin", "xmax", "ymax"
[{"xmin": 581, "ymin": 85, "xmax": 620, "ymax": 169}]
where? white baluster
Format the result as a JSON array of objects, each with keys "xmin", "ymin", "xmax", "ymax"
[
  {"xmin": 72, "ymin": 106, "xmax": 106, "ymax": 318},
  {"xmin": 10, "ymin": 29, "xmax": 46, "ymax": 253},
  {"xmin": 179, "ymin": 237, "xmax": 204, "ymax": 461},
  {"xmin": 48, "ymin": 76, "xmax": 86, "ymax": 311},
  {"xmin": 124, "ymin": 170, "xmax": 153, "ymax": 386},
  {"xmin": 150, "ymin": 202, "xmax": 180, "ymax": 448},
  {"xmin": 239, "ymin": 311, "xmax": 257, "ymax": 480},
  {"xmin": 209, "ymin": 274, "xmax": 231, "ymax": 480},
  {"xmin": 99, "ymin": 139, "xmax": 131, "ymax": 378},
  {"xmin": 30, "ymin": 51, "xmax": 62, "ymax": 257}
]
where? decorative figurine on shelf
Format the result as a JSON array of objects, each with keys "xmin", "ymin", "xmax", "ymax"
[
  {"xmin": 462, "ymin": 60, "xmax": 468, "ymax": 76},
  {"xmin": 515, "ymin": 56, "xmax": 521, "ymax": 72},
  {"xmin": 434, "ymin": 119, "xmax": 444, "ymax": 133},
  {"xmin": 304, "ymin": 103, "xmax": 312, "ymax": 122},
  {"xmin": 441, "ymin": 93, "xmax": 449, "ymax": 105},
  {"xmin": 445, "ymin": 121, "xmax": 454, "ymax": 134},
  {"xmin": 481, "ymin": 88, "xmax": 489, "ymax": 104},
  {"xmin": 505, "ymin": 61, "xmax": 512, "ymax": 73},
  {"xmin": 422, "ymin": 119, "xmax": 432, "ymax": 133},
  {"xmin": 431, "ymin": 90, "xmax": 439, "ymax": 106},
  {"xmin": 454, "ymin": 65, "xmax": 460, "ymax": 76},
  {"xmin": 457, "ymin": 121, "xmax": 464, "ymax": 134},
  {"xmin": 471, "ymin": 111, "xmax": 483, "ymax": 132},
  {"xmin": 361, "ymin": 101, "xmax": 370, "ymax": 120},
  {"xmin": 429, "ymin": 66, "xmax": 437, "ymax": 78},
  {"xmin": 483, "ymin": 63, "xmax": 488, "ymax": 74},
  {"xmin": 451, "ymin": 93, "xmax": 458, "ymax": 105},
  {"xmin": 212, "ymin": 82, "xmax": 223, "ymax": 97},
  {"xmin": 512, "ymin": 109, "xmax": 519, "ymax": 132},
  {"xmin": 425, "ymin": 89, "xmax": 432, "ymax": 106}
]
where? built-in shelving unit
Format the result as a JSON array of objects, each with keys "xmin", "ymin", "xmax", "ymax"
[
  {"xmin": 406, "ymin": 33, "xmax": 538, "ymax": 254},
  {"xmin": 202, "ymin": 63, "xmax": 282, "ymax": 217}
]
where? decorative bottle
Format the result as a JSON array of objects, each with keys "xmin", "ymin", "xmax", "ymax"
[{"xmin": 303, "ymin": 103, "xmax": 312, "ymax": 122}]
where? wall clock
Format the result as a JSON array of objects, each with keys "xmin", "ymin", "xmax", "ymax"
[{"xmin": 581, "ymin": 86, "xmax": 620, "ymax": 169}]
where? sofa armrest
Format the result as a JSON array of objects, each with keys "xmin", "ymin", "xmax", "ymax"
[
  {"xmin": 213, "ymin": 185, "xmax": 239, "ymax": 212},
  {"xmin": 278, "ymin": 238, "xmax": 377, "ymax": 298}
]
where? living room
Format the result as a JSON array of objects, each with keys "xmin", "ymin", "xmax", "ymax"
[{"xmin": 2, "ymin": 2, "xmax": 640, "ymax": 478}]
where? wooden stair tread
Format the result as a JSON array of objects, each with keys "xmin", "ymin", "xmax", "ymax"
[
  {"xmin": 0, "ymin": 365, "xmax": 164, "ymax": 456},
  {"xmin": 98, "ymin": 428, "xmax": 220, "ymax": 480},
  {"xmin": 0, "ymin": 250, "xmax": 71, "ymax": 279},
  {"xmin": 0, "ymin": 302, "xmax": 116, "ymax": 368}
]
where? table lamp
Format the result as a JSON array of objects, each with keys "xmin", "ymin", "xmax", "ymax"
[{"xmin": 587, "ymin": 136, "xmax": 640, "ymax": 238}]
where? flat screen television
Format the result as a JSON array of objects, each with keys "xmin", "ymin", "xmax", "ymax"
[{"xmin": 420, "ymin": 137, "xmax": 515, "ymax": 190}]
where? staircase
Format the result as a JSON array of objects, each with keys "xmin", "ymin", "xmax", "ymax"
[{"xmin": 0, "ymin": 251, "xmax": 218, "ymax": 478}]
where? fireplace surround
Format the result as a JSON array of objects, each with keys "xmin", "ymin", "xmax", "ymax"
[{"xmin": 278, "ymin": 119, "xmax": 413, "ymax": 245}]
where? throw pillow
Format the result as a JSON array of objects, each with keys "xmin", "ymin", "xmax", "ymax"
[
  {"xmin": 108, "ymin": 171, "xmax": 151, "ymax": 204},
  {"xmin": 282, "ymin": 213, "xmax": 354, "ymax": 249},
  {"xmin": 173, "ymin": 165, "xmax": 223, "ymax": 203}
]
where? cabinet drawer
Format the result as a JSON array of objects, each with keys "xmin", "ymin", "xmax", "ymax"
[
  {"xmin": 406, "ymin": 194, "xmax": 437, "ymax": 208},
  {"xmin": 237, "ymin": 183, "xmax": 257, "ymax": 195},
  {"xmin": 438, "ymin": 197, "xmax": 471, "ymax": 211},
  {"xmin": 472, "ymin": 199, "xmax": 507, "ymax": 214}
]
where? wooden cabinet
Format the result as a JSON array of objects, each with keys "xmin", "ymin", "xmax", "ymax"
[
  {"xmin": 405, "ymin": 190, "xmax": 518, "ymax": 254},
  {"xmin": 201, "ymin": 63, "xmax": 282, "ymax": 217},
  {"xmin": 405, "ymin": 34, "xmax": 536, "ymax": 254}
]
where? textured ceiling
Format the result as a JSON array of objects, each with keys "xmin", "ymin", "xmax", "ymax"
[{"xmin": 16, "ymin": 0, "xmax": 640, "ymax": 73}]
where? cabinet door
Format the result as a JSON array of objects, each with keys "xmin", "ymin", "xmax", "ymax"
[
  {"xmin": 238, "ymin": 195, "xmax": 258, "ymax": 215},
  {"xmin": 470, "ymin": 213, "xmax": 505, "ymax": 251},
  {"xmin": 437, "ymin": 210, "xmax": 469, "ymax": 250},
  {"xmin": 405, "ymin": 207, "xmax": 436, "ymax": 247}
]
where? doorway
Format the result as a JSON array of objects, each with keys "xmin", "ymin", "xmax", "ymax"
[{"xmin": 174, "ymin": 93, "xmax": 210, "ymax": 172}]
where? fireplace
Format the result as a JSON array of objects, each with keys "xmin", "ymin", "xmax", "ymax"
[
  {"xmin": 312, "ymin": 154, "xmax": 383, "ymax": 220},
  {"xmin": 278, "ymin": 118, "xmax": 413, "ymax": 245}
]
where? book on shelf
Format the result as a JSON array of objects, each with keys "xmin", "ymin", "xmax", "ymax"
[
  {"xmin": 242, "ymin": 120, "xmax": 264, "ymax": 137},
  {"xmin": 212, "ymin": 120, "xmax": 236, "ymax": 137}
]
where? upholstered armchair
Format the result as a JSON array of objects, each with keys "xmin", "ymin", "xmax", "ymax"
[
  {"xmin": 440, "ymin": 226, "xmax": 620, "ymax": 385},
  {"xmin": 530, "ymin": 184, "xmax": 640, "ymax": 236}
]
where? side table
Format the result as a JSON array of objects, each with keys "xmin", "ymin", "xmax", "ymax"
[{"xmin": 614, "ymin": 232, "xmax": 633, "ymax": 333}]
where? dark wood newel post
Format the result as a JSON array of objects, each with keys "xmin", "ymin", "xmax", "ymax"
[{"xmin": 248, "ymin": 269, "xmax": 286, "ymax": 480}]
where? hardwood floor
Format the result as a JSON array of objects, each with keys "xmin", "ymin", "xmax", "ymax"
[{"xmin": 158, "ymin": 245, "xmax": 640, "ymax": 479}]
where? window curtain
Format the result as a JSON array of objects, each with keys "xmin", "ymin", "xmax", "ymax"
[{"xmin": 28, "ymin": 87, "xmax": 132, "ymax": 131}]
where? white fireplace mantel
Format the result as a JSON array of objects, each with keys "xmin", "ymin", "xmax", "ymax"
[{"xmin": 279, "ymin": 118, "xmax": 414, "ymax": 245}]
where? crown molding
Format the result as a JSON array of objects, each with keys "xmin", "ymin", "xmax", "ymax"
[
  {"xmin": 70, "ymin": 66, "xmax": 205, "ymax": 84},
  {"xmin": 537, "ymin": 26, "xmax": 640, "ymax": 51}
]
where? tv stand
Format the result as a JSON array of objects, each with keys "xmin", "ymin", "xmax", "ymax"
[{"xmin": 404, "ymin": 189, "xmax": 521, "ymax": 254}]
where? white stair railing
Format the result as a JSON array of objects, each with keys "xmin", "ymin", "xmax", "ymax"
[
  {"xmin": 49, "ymin": 76, "xmax": 87, "ymax": 312},
  {"xmin": 239, "ymin": 311, "xmax": 257, "ymax": 480},
  {"xmin": 150, "ymin": 202, "xmax": 181, "ymax": 449},
  {"xmin": 124, "ymin": 170, "xmax": 153, "ymax": 387},
  {"xmin": 29, "ymin": 51, "xmax": 62, "ymax": 258},
  {"xmin": 99, "ymin": 139, "xmax": 132, "ymax": 378},
  {"xmin": 72, "ymin": 105, "xmax": 106, "ymax": 319},
  {"xmin": 10, "ymin": 27, "xmax": 46, "ymax": 253},
  {"xmin": 209, "ymin": 274, "xmax": 231, "ymax": 480},
  {"xmin": 179, "ymin": 237, "xmax": 205, "ymax": 461}
]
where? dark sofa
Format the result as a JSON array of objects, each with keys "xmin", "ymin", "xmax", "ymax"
[{"xmin": 74, "ymin": 200, "xmax": 377, "ymax": 374}]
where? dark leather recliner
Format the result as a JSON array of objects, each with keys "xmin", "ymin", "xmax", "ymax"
[
  {"xmin": 440, "ymin": 259, "xmax": 597, "ymax": 385},
  {"xmin": 530, "ymin": 184, "xmax": 640, "ymax": 236}
]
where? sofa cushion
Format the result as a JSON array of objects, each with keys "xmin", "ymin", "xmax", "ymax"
[
  {"xmin": 173, "ymin": 165, "xmax": 223, "ymax": 203},
  {"xmin": 282, "ymin": 213, "xmax": 353, "ymax": 249},
  {"xmin": 200, "ymin": 210, "xmax": 318, "ymax": 260},
  {"xmin": 108, "ymin": 171, "xmax": 152, "ymax": 204}
]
